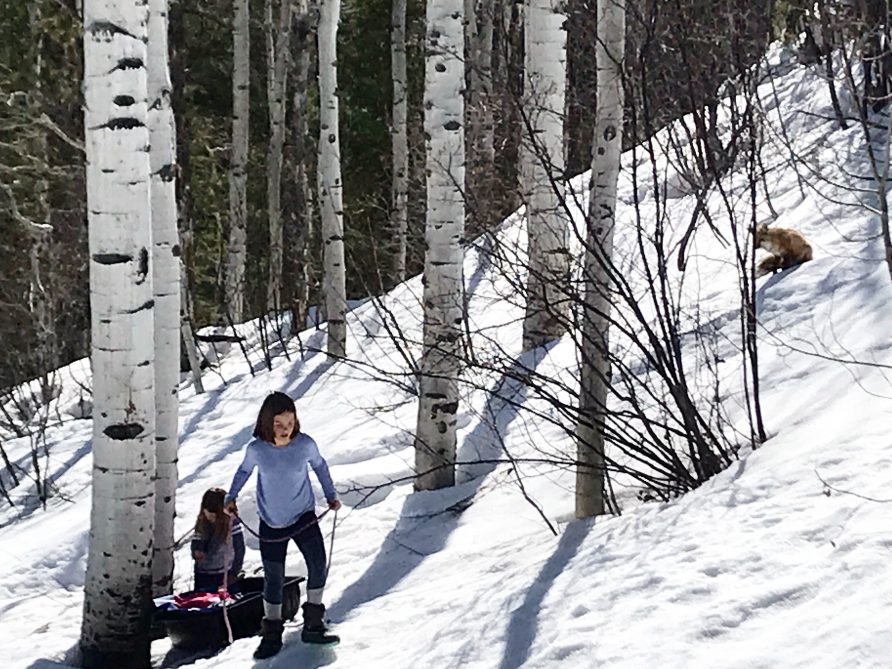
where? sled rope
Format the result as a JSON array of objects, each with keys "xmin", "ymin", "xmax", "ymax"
[
  {"xmin": 234, "ymin": 507, "xmax": 330, "ymax": 543},
  {"xmin": 233, "ymin": 507, "xmax": 339, "ymax": 620},
  {"xmin": 221, "ymin": 516, "xmax": 234, "ymax": 645},
  {"xmin": 326, "ymin": 507, "xmax": 338, "ymax": 579},
  {"xmin": 173, "ymin": 523, "xmax": 197, "ymax": 550}
]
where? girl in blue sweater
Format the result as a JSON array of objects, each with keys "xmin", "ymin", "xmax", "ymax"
[{"xmin": 225, "ymin": 392, "xmax": 341, "ymax": 658}]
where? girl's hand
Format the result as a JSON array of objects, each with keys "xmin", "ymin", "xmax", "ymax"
[
  {"xmin": 193, "ymin": 550, "xmax": 205, "ymax": 562},
  {"xmin": 328, "ymin": 499, "xmax": 341, "ymax": 511}
]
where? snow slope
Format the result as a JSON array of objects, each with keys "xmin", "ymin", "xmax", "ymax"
[{"xmin": 2, "ymin": 47, "xmax": 892, "ymax": 669}]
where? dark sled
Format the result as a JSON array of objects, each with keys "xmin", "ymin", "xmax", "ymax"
[{"xmin": 154, "ymin": 575, "xmax": 305, "ymax": 649}]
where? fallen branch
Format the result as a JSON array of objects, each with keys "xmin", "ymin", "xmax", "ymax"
[{"xmin": 815, "ymin": 468, "xmax": 892, "ymax": 503}]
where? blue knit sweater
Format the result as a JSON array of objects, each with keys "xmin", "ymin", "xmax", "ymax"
[{"xmin": 226, "ymin": 433, "xmax": 337, "ymax": 528}]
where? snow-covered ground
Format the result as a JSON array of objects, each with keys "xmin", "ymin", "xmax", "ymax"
[{"xmin": 2, "ymin": 48, "xmax": 892, "ymax": 669}]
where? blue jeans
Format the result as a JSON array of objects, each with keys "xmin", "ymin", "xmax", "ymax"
[{"xmin": 259, "ymin": 511, "xmax": 326, "ymax": 605}]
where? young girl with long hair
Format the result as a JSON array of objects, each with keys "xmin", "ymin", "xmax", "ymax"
[
  {"xmin": 225, "ymin": 391, "xmax": 341, "ymax": 658},
  {"xmin": 191, "ymin": 487, "xmax": 244, "ymax": 593}
]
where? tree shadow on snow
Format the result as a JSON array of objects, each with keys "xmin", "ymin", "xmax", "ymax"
[
  {"xmin": 498, "ymin": 520, "xmax": 590, "ymax": 669},
  {"xmin": 177, "ymin": 417, "xmax": 256, "ymax": 489},
  {"xmin": 457, "ymin": 344, "xmax": 553, "ymax": 482},
  {"xmin": 1, "ymin": 436, "xmax": 92, "ymax": 529},
  {"xmin": 465, "ymin": 231, "xmax": 496, "ymax": 301},
  {"xmin": 178, "ymin": 385, "xmax": 228, "ymax": 444},
  {"xmin": 326, "ymin": 345, "xmax": 554, "ymax": 625},
  {"xmin": 283, "ymin": 358, "xmax": 336, "ymax": 402}
]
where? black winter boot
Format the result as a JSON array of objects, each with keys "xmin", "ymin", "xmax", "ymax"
[
  {"xmin": 301, "ymin": 603, "xmax": 340, "ymax": 645},
  {"xmin": 254, "ymin": 618, "xmax": 285, "ymax": 659}
]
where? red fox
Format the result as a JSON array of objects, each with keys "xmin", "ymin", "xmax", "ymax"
[{"xmin": 755, "ymin": 224, "xmax": 813, "ymax": 277}]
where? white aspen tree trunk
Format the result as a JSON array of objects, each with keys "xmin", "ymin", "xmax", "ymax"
[
  {"xmin": 318, "ymin": 0, "xmax": 347, "ymax": 358},
  {"xmin": 521, "ymin": 0, "xmax": 568, "ymax": 350},
  {"xmin": 391, "ymin": 0, "xmax": 409, "ymax": 282},
  {"xmin": 414, "ymin": 0, "xmax": 465, "ymax": 491},
  {"xmin": 267, "ymin": 0, "xmax": 294, "ymax": 313},
  {"xmin": 147, "ymin": 0, "xmax": 180, "ymax": 596},
  {"xmin": 80, "ymin": 2, "xmax": 157, "ymax": 666},
  {"xmin": 289, "ymin": 0, "xmax": 314, "ymax": 331},
  {"xmin": 226, "ymin": 0, "xmax": 250, "ymax": 323},
  {"xmin": 576, "ymin": 0, "xmax": 625, "ymax": 519}
]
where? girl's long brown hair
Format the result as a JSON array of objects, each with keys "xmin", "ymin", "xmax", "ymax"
[{"xmin": 195, "ymin": 487, "xmax": 231, "ymax": 543}]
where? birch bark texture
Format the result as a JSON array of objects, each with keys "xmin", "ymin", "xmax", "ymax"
[
  {"xmin": 266, "ymin": 0, "xmax": 294, "ymax": 312},
  {"xmin": 147, "ymin": 0, "xmax": 180, "ymax": 596},
  {"xmin": 80, "ymin": 2, "xmax": 157, "ymax": 666},
  {"xmin": 318, "ymin": 0, "xmax": 347, "ymax": 358},
  {"xmin": 414, "ymin": 0, "xmax": 465, "ymax": 491},
  {"xmin": 391, "ymin": 0, "xmax": 409, "ymax": 282},
  {"xmin": 521, "ymin": 0, "xmax": 569, "ymax": 351},
  {"xmin": 576, "ymin": 0, "xmax": 625, "ymax": 518},
  {"xmin": 226, "ymin": 0, "xmax": 250, "ymax": 322}
]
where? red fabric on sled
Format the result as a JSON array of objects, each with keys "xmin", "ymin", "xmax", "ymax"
[{"xmin": 172, "ymin": 591, "xmax": 233, "ymax": 609}]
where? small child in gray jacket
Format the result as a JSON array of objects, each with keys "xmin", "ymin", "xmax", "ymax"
[{"xmin": 192, "ymin": 487, "xmax": 245, "ymax": 593}]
